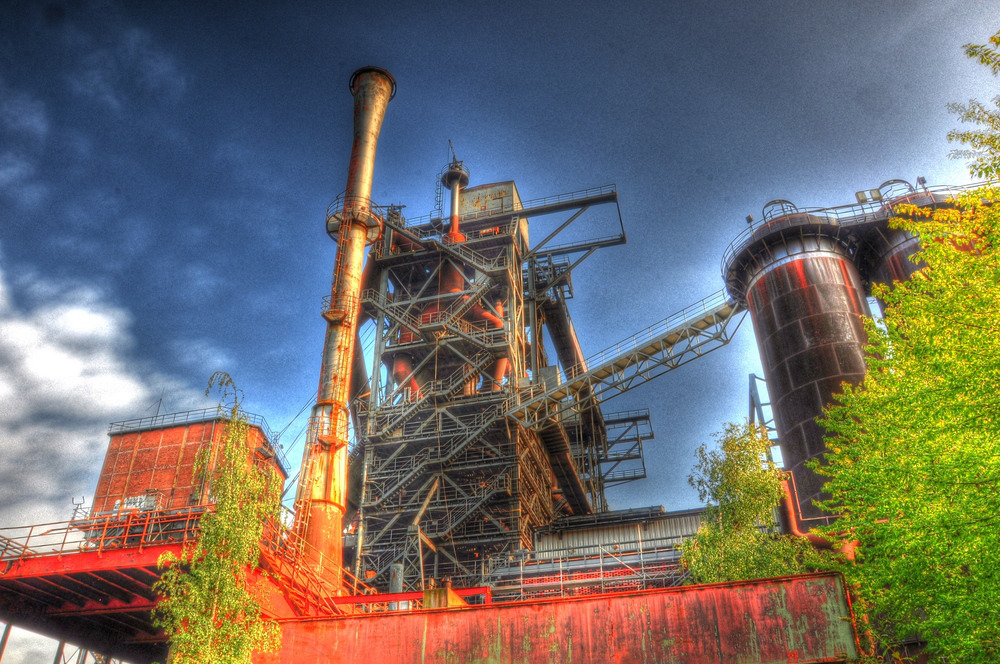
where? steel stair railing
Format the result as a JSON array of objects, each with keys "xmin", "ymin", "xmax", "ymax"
[
  {"xmin": 363, "ymin": 405, "xmax": 506, "ymax": 509},
  {"xmin": 421, "ymin": 473, "xmax": 512, "ymax": 539}
]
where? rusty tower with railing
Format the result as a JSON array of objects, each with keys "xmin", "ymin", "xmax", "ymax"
[{"xmin": 347, "ymin": 175, "xmax": 661, "ymax": 591}]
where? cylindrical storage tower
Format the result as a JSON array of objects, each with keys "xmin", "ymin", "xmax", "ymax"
[
  {"xmin": 862, "ymin": 226, "xmax": 924, "ymax": 288},
  {"xmin": 725, "ymin": 208, "xmax": 870, "ymax": 522},
  {"xmin": 857, "ymin": 183, "xmax": 955, "ymax": 309}
]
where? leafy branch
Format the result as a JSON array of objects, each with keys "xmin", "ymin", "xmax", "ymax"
[{"xmin": 153, "ymin": 372, "xmax": 282, "ymax": 663}]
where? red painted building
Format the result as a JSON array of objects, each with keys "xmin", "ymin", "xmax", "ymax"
[{"xmin": 92, "ymin": 409, "xmax": 288, "ymax": 514}]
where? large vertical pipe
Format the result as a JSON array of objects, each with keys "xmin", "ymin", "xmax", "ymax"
[
  {"xmin": 726, "ymin": 214, "xmax": 870, "ymax": 522},
  {"xmin": 443, "ymin": 160, "xmax": 469, "ymax": 243},
  {"xmin": 295, "ymin": 66, "xmax": 395, "ymax": 581}
]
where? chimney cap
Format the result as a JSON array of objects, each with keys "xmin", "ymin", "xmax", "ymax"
[{"xmin": 349, "ymin": 66, "xmax": 397, "ymax": 100}]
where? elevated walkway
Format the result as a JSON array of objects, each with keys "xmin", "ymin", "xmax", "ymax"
[
  {"xmin": 0, "ymin": 508, "xmax": 372, "ymax": 662},
  {"xmin": 508, "ymin": 290, "xmax": 746, "ymax": 428}
]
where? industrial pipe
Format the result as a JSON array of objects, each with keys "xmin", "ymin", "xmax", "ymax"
[
  {"xmin": 443, "ymin": 159, "xmax": 469, "ymax": 242},
  {"xmin": 439, "ymin": 159, "xmax": 508, "ymax": 390},
  {"xmin": 295, "ymin": 66, "xmax": 395, "ymax": 582},
  {"xmin": 469, "ymin": 299, "xmax": 508, "ymax": 390},
  {"xmin": 780, "ymin": 477, "xmax": 857, "ymax": 561}
]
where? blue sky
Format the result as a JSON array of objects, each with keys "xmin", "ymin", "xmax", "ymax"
[{"xmin": 2, "ymin": 0, "xmax": 997, "ymax": 658}]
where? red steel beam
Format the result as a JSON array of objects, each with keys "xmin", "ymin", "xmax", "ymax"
[
  {"xmin": 45, "ymin": 595, "xmax": 157, "ymax": 617},
  {"xmin": 0, "ymin": 543, "xmax": 178, "ymax": 579}
]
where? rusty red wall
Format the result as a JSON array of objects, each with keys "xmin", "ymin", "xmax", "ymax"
[
  {"xmin": 258, "ymin": 574, "xmax": 858, "ymax": 664},
  {"xmin": 92, "ymin": 421, "xmax": 279, "ymax": 513}
]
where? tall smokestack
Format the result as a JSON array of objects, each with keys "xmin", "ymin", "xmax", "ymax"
[{"xmin": 294, "ymin": 66, "xmax": 395, "ymax": 582}]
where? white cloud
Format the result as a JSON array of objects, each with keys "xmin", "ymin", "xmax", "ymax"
[
  {"xmin": 170, "ymin": 337, "xmax": 234, "ymax": 375},
  {"xmin": 0, "ymin": 80, "xmax": 49, "ymax": 209},
  {"xmin": 0, "ymin": 260, "xmax": 207, "ymax": 529},
  {"xmin": 66, "ymin": 25, "xmax": 186, "ymax": 112},
  {"xmin": 0, "ymin": 628, "xmax": 59, "ymax": 664},
  {"xmin": 0, "ymin": 151, "xmax": 48, "ymax": 209},
  {"xmin": 0, "ymin": 152, "xmax": 35, "ymax": 189},
  {"xmin": 69, "ymin": 46, "xmax": 125, "ymax": 112},
  {"xmin": 0, "ymin": 83, "xmax": 49, "ymax": 141},
  {"xmin": 121, "ymin": 28, "xmax": 187, "ymax": 102},
  {"xmin": 0, "ymin": 259, "xmax": 219, "ymax": 664}
]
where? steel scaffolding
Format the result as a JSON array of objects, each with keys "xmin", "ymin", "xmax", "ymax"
[
  {"xmin": 349, "ymin": 184, "xmax": 644, "ymax": 590},
  {"xmin": 347, "ymin": 180, "xmax": 748, "ymax": 591}
]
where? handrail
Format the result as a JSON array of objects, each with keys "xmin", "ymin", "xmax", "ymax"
[
  {"xmin": 523, "ymin": 289, "xmax": 731, "ymax": 393},
  {"xmin": 720, "ymin": 180, "xmax": 991, "ymax": 285},
  {"xmin": 109, "ymin": 407, "xmax": 290, "ymax": 474},
  {"xmin": 108, "ymin": 407, "xmax": 278, "ymax": 443},
  {"xmin": 506, "ymin": 290, "xmax": 740, "ymax": 424},
  {"xmin": 0, "ymin": 507, "xmax": 207, "ymax": 562},
  {"xmin": 396, "ymin": 184, "xmax": 617, "ymax": 229}
]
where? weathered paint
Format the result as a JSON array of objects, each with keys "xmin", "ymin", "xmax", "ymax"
[
  {"xmin": 94, "ymin": 418, "xmax": 282, "ymax": 513},
  {"xmin": 738, "ymin": 228, "xmax": 870, "ymax": 522},
  {"xmin": 296, "ymin": 66, "xmax": 396, "ymax": 582},
  {"xmin": 257, "ymin": 573, "xmax": 858, "ymax": 663}
]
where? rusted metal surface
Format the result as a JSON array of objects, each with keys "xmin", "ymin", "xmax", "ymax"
[
  {"xmin": 721, "ymin": 182, "xmax": 976, "ymax": 522},
  {"xmin": 745, "ymin": 244, "xmax": 870, "ymax": 521},
  {"xmin": 723, "ymin": 211, "xmax": 870, "ymax": 522},
  {"xmin": 294, "ymin": 66, "xmax": 395, "ymax": 580},
  {"xmin": 0, "ymin": 506, "xmax": 367, "ymax": 662},
  {"xmin": 258, "ymin": 573, "xmax": 858, "ymax": 663},
  {"xmin": 94, "ymin": 414, "xmax": 283, "ymax": 514},
  {"xmin": 0, "ymin": 535, "xmax": 178, "ymax": 663}
]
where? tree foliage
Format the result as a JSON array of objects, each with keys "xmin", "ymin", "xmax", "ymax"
[
  {"xmin": 153, "ymin": 373, "xmax": 282, "ymax": 663},
  {"xmin": 816, "ymin": 30, "xmax": 1000, "ymax": 662},
  {"xmin": 948, "ymin": 30, "xmax": 1000, "ymax": 179},
  {"xmin": 681, "ymin": 422, "xmax": 825, "ymax": 584}
]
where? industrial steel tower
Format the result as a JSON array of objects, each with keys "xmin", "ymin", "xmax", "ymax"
[
  {"xmin": 724, "ymin": 179, "xmax": 965, "ymax": 523},
  {"xmin": 347, "ymin": 173, "xmax": 650, "ymax": 590},
  {"xmin": 285, "ymin": 65, "xmax": 751, "ymax": 594}
]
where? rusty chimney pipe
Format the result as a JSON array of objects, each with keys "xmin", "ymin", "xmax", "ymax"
[
  {"xmin": 294, "ymin": 66, "xmax": 395, "ymax": 583},
  {"xmin": 442, "ymin": 158, "xmax": 469, "ymax": 242}
]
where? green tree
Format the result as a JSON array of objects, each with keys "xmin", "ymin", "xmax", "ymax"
[
  {"xmin": 153, "ymin": 373, "xmax": 282, "ymax": 663},
  {"xmin": 681, "ymin": 422, "xmax": 825, "ymax": 584},
  {"xmin": 948, "ymin": 30, "xmax": 1000, "ymax": 179},
  {"xmin": 816, "ymin": 30, "xmax": 1000, "ymax": 662}
]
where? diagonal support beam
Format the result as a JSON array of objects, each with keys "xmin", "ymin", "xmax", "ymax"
[{"xmin": 507, "ymin": 290, "xmax": 746, "ymax": 429}]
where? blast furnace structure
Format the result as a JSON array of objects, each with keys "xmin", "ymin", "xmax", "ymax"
[
  {"xmin": 289, "ymin": 69, "xmax": 746, "ymax": 595},
  {"xmin": 6, "ymin": 63, "xmax": 987, "ymax": 662},
  {"xmin": 340, "ymin": 114, "xmax": 655, "ymax": 592}
]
